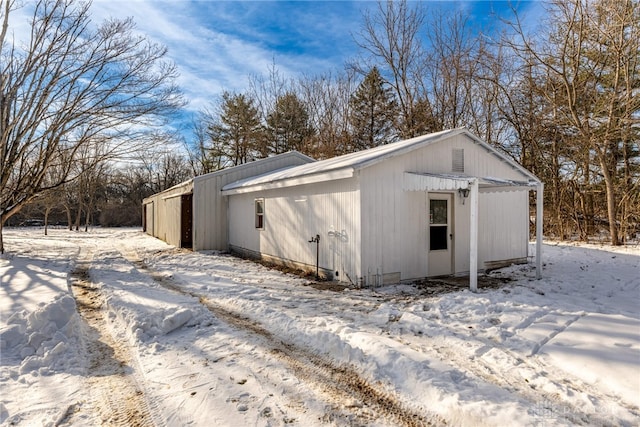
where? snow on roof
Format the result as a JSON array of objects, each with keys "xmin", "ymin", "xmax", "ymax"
[
  {"xmin": 143, "ymin": 151, "xmax": 315, "ymax": 203},
  {"xmin": 222, "ymin": 128, "xmax": 461, "ymax": 194},
  {"xmin": 193, "ymin": 150, "xmax": 315, "ymax": 184},
  {"xmin": 222, "ymin": 128, "xmax": 539, "ymax": 194}
]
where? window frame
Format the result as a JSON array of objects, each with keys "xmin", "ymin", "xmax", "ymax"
[{"xmin": 255, "ymin": 198, "xmax": 265, "ymax": 230}]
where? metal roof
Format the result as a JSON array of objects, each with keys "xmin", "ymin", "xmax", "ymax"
[
  {"xmin": 222, "ymin": 128, "xmax": 540, "ymax": 195},
  {"xmin": 142, "ymin": 151, "xmax": 315, "ymax": 203}
]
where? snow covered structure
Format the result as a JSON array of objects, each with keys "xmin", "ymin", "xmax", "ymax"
[
  {"xmin": 142, "ymin": 151, "xmax": 315, "ymax": 250},
  {"xmin": 220, "ymin": 128, "xmax": 543, "ymax": 290},
  {"xmin": 143, "ymin": 128, "xmax": 542, "ymax": 290}
]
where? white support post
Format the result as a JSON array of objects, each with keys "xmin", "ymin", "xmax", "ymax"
[
  {"xmin": 469, "ymin": 179, "xmax": 479, "ymax": 292},
  {"xmin": 536, "ymin": 182, "xmax": 544, "ymax": 279}
]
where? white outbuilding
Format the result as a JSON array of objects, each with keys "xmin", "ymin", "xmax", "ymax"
[
  {"xmin": 220, "ymin": 128, "xmax": 543, "ymax": 290},
  {"xmin": 142, "ymin": 151, "xmax": 314, "ymax": 250}
]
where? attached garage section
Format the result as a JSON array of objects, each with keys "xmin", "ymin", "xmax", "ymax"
[
  {"xmin": 142, "ymin": 180, "xmax": 194, "ymax": 249},
  {"xmin": 143, "ymin": 151, "xmax": 315, "ymax": 251}
]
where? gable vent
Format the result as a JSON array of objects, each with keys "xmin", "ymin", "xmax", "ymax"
[{"xmin": 452, "ymin": 149, "xmax": 464, "ymax": 173}]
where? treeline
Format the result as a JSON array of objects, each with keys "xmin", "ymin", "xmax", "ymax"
[
  {"xmin": 7, "ymin": 149, "xmax": 192, "ymax": 232},
  {"xmin": 186, "ymin": 0, "xmax": 639, "ymax": 244},
  {"xmin": 2, "ymin": 0, "xmax": 638, "ymax": 251}
]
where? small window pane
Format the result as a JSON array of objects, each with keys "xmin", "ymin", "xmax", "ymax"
[
  {"xmin": 430, "ymin": 225, "xmax": 448, "ymax": 250},
  {"xmin": 255, "ymin": 199, "xmax": 264, "ymax": 229},
  {"xmin": 430, "ymin": 200, "xmax": 447, "ymax": 225}
]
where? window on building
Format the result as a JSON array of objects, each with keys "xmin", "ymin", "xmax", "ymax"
[{"xmin": 255, "ymin": 199, "xmax": 264, "ymax": 229}]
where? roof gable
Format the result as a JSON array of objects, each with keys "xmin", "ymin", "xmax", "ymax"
[{"xmin": 222, "ymin": 128, "xmax": 540, "ymax": 194}]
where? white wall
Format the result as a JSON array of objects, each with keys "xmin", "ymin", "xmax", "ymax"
[
  {"xmin": 360, "ymin": 160, "xmax": 427, "ymax": 283},
  {"xmin": 359, "ymin": 133, "xmax": 532, "ymax": 280},
  {"xmin": 227, "ymin": 178, "xmax": 361, "ymax": 283},
  {"xmin": 479, "ymin": 190, "xmax": 529, "ymax": 266},
  {"xmin": 193, "ymin": 153, "xmax": 314, "ymax": 251}
]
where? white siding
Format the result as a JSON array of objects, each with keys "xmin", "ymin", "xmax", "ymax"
[
  {"xmin": 359, "ymin": 133, "xmax": 532, "ymax": 280},
  {"xmin": 227, "ymin": 178, "xmax": 361, "ymax": 283},
  {"xmin": 192, "ymin": 153, "xmax": 313, "ymax": 251},
  {"xmin": 479, "ymin": 191, "xmax": 529, "ymax": 266},
  {"xmin": 452, "ymin": 190, "xmax": 529, "ymax": 274},
  {"xmin": 360, "ymin": 160, "xmax": 427, "ymax": 283}
]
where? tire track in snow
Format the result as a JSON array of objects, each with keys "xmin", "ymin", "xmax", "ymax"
[
  {"xmin": 68, "ymin": 247, "xmax": 156, "ymax": 427},
  {"xmin": 120, "ymin": 247, "xmax": 444, "ymax": 427},
  {"xmin": 123, "ymin": 243, "xmax": 639, "ymax": 426}
]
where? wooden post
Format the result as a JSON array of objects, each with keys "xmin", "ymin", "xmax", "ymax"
[
  {"xmin": 536, "ymin": 183, "xmax": 544, "ymax": 279},
  {"xmin": 469, "ymin": 179, "xmax": 479, "ymax": 292}
]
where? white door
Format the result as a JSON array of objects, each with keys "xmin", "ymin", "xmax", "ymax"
[{"xmin": 428, "ymin": 194, "xmax": 453, "ymax": 276}]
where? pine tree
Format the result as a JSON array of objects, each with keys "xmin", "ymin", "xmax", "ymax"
[
  {"xmin": 266, "ymin": 93, "xmax": 315, "ymax": 155},
  {"xmin": 349, "ymin": 67, "xmax": 398, "ymax": 150},
  {"xmin": 208, "ymin": 92, "xmax": 264, "ymax": 166}
]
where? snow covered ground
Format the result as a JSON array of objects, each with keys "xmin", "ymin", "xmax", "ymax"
[{"xmin": 1, "ymin": 227, "xmax": 638, "ymax": 426}]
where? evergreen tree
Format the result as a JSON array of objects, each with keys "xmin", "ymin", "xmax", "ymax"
[
  {"xmin": 266, "ymin": 93, "xmax": 315, "ymax": 154},
  {"xmin": 349, "ymin": 67, "xmax": 398, "ymax": 150},
  {"xmin": 208, "ymin": 92, "xmax": 264, "ymax": 166}
]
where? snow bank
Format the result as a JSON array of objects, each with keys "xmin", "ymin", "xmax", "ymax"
[
  {"xmin": 3, "ymin": 228, "xmax": 638, "ymax": 427},
  {"xmin": 0, "ymin": 294, "xmax": 85, "ymax": 376},
  {"xmin": 88, "ymin": 251, "xmax": 211, "ymax": 344},
  {"xmin": 106, "ymin": 293, "xmax": 207, "ymax": 343}
]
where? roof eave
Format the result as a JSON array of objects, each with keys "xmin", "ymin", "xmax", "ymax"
[{"xmin": 222, "ymin": 168, "xmax": 354, "ymax": 195}]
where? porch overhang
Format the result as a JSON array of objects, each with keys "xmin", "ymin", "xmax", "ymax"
[
  {"xmin": 403, "ymin": 172, "xmax": 538, "ymax": 193},
  {"xmin": 403, "ymin": 172, "xmax": 543, "ymax": 292}
]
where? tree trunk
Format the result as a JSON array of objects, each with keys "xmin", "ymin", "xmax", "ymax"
[
  {"xmin": 0, "ymin": 219, "xmax": 4, "ymax": 255},
  {"xmin": 44, "ymin": 206, "xmax": 51, "ymax": 236},
  {"xmin": 84, "ymin": 209, "xmax": 91, "ymax": 232},
  {"xmin": 74, "ymin": 205, "xmax": 83, "ymax": 231},
  {"xmin": 65, "ymin": 205, "xmax": 73, "ymax": 231},
  {"xmin": 600, "ymin": 156, "xmax": 620, "ymax": 245}
]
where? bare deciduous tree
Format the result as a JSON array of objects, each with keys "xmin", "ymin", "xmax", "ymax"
[
  {"xmin": 508, "ymin": 0, "xmax": 640, "ymax": 244},
  {"xmin": 355, "ymin": 0, "xmax": 435, "ymax": 138},
  {"xmin": 0, "ymin": 0, "xmax": 184, "ymax": 253},
  {"xmin": 296, "ymin": 71, "xmax": 357, "ymax": 158},
  {"xmin": 185, "ymin": 114, "xmax": 226, "ymax": 175}
]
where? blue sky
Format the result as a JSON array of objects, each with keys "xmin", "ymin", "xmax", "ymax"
[
  {"xmin": 9, "ymin": 1, "xmax": 545, "ymax": 139},
  {"xmin": 87, "ymin": 1, "xmax": 544, "ymax": 118}
]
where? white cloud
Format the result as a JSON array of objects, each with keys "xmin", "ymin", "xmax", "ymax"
[{"xmin": 89, "ymin": 0, "xmax": 327, "ymax": 114}]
